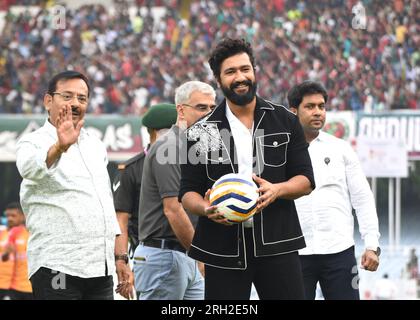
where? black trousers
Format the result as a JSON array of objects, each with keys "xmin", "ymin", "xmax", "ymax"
[
  {"xmin": 204, "ymin": 228, "xmax": 305, "ymax": 300},
  {"xmin": 299, "ymin": 246, "xmax": 360, "ymax": 300},
  {"xmin": 0, "ymin": 289, "xmax": 12, "ymax": 300},
  {"xmin": 30, "ymin": 267, "xmax": 114, "ymax": 300},
  {"xmin": 10, "ymin": 289, "xmax": 34, "ymax": 300}
]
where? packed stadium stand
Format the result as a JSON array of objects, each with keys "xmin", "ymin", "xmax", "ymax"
[{"xmin": 0, "ymin": 0, "xmax": 418, "ymax": 115}]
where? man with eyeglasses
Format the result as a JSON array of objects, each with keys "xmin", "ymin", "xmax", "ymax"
[
  {"xmin": 132, "ymin": 81, "xmax": 216, "ymax": 300},
  {"xmin": 112, "ymin": 103, "xmax": 177, "ymax": 300},
  {"xmin": 16, "ymin": 71, "xmax": 120, "ymax": 300}
]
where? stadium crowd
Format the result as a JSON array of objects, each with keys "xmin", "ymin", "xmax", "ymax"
[{"xmin": 0, "ymin": 0, "xmax": 418, "ymax": 114}]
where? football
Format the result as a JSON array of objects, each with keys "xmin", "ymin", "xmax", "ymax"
[{"xmin": 209, "ymin": 173, "xmax": 259, "ymax": 223}]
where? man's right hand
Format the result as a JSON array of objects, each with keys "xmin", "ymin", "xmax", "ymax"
[
  {"xmin": 204, "ymin": 189, "xmax": 232, "ymax": 226},
  {"xmin": 56, "ymin": 104, "xmax": 84, "ymax": 151}
]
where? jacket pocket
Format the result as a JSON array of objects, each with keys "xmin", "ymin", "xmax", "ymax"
[
  {"xmin": 205, "ymin": 148, "xmax": 232, "ymax": 182},
  {"xmin": 257, "ymin": 133, "xmax": 290, "ymax": 167}
]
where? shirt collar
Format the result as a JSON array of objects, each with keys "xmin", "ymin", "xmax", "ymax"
[
  {"xmin": 312, "ymin": 130, "xmax": 328, "ymax": 143},
  {"xmin": 42, "ymin": 118, "xmax": 58, "ymax": 139},
  {"xmin": 225, "ymin": 101, "xmax": 237, "ymax": 124},
  {"xmin": 225, "ymin": 101, "xmax": 254, "ymax": 131},
  {"xmin": 44, "ymin": 118, "xmax": 56, "ymax": 131}
]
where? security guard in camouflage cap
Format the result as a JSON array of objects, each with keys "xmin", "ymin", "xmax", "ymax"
[{"xmin": 113, "ymin": 103, "xmax": 176, "ymax": 299}]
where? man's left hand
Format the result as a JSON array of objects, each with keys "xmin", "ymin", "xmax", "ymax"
[
  {"xmin": 361, "ymin": 250, "xmax": 379, "ymax": 271},
  {"xmin": 253, "ymin": 174, "xmax": 279, "ymax": 212},
  {"xmin": 115, "ymin": 261, "xmax": 135, "ymax": 299}
]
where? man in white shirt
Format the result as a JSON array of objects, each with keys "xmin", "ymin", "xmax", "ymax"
[
  {"xmin": 288, "ymin": 81, "xmax": 380, "ymax": 300},
  {"xmin": 16, "ymin": 71, "xmax": 120, "ymax": 300}
]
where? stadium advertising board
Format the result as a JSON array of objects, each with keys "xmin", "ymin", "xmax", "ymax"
[
  {"xmin": 356, "ymin": 112, "xmax": 420, "ymax": 161},
  {"xmin": 323, "ymin": 111, "xmax": 357, "ymax": 142},
  {"xmin": 356, "ymin": 137, "xmax": 408, "ymax": 178},
  {"xmin": 1, "ymin": 112, "xmax": 419, "ymax": 162},
  {"xmin": 0, "ymin": 115, "xmax": 142, "ymax": 162}
]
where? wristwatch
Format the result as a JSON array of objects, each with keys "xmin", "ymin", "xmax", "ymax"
[
  {"xmin": 368, "ymin": 247, "xmax": 381, "ymax": 257},
  {"xmin": 115, "ymin": 253, "xmax": 129, "ymax": 264}
]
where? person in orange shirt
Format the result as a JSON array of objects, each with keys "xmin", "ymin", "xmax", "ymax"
[
  {"xmin": 1, "ymin": 202, "xmax": 33, "ymax": 300},
  {"xmin": 0, "ymin": 218, "xmax": 13, "ymax": 300}
]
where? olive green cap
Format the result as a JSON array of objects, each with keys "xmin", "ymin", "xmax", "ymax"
[{"xmin": 141, "ymin": 103, "xmax": 177, "ymax": 129}]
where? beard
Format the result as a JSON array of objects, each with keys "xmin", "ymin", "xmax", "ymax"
[{"xmin": 220, "ymin": 79, "xmax": 257, "ymax": 106}]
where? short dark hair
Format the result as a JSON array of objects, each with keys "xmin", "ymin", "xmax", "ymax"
[
  {"xmin": 5, "ymin": 202, "xmax": 23, "ymax": 214},
  {"xmin": 208, "ymin": 38, "xmax": 256, "ymax": 81},
  {"xmin": 287, "ymin": 81, "xmax": 328, "ymax": 109},
  {"xmin": 47, "ymin": 71, "xmax": 91, "ymax": 97}
]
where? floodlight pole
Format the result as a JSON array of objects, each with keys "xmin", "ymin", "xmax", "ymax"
[
  {"xmin": 395, "ymin": 177, "xmax": 401, "ymax": 249},
  {"xmin": 388, "ymin": 178, "xmax": 394, "ymax": 250},
  {"xmin": 371, "ymin": 177, "xmax": 377, "ymax": 203}
]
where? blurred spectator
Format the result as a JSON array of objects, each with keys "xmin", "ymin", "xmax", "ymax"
[
  {"xmin": 0, "ymin": 0, "xmax": 419, "ymax": 114},
  {"xmin": 0, "ymin": 202, "xmax": 33, "ymax": 300},
  {"xmin": 407, "ymin": 247, "xmax": 418, "ymax": 280},
  {"xmin": 373, "ymin": 273, "xmax": 398, "ymax": 300},
  {"xmin": 0, "ymin": 220, "xmax": 13, "ymax": 300}
]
